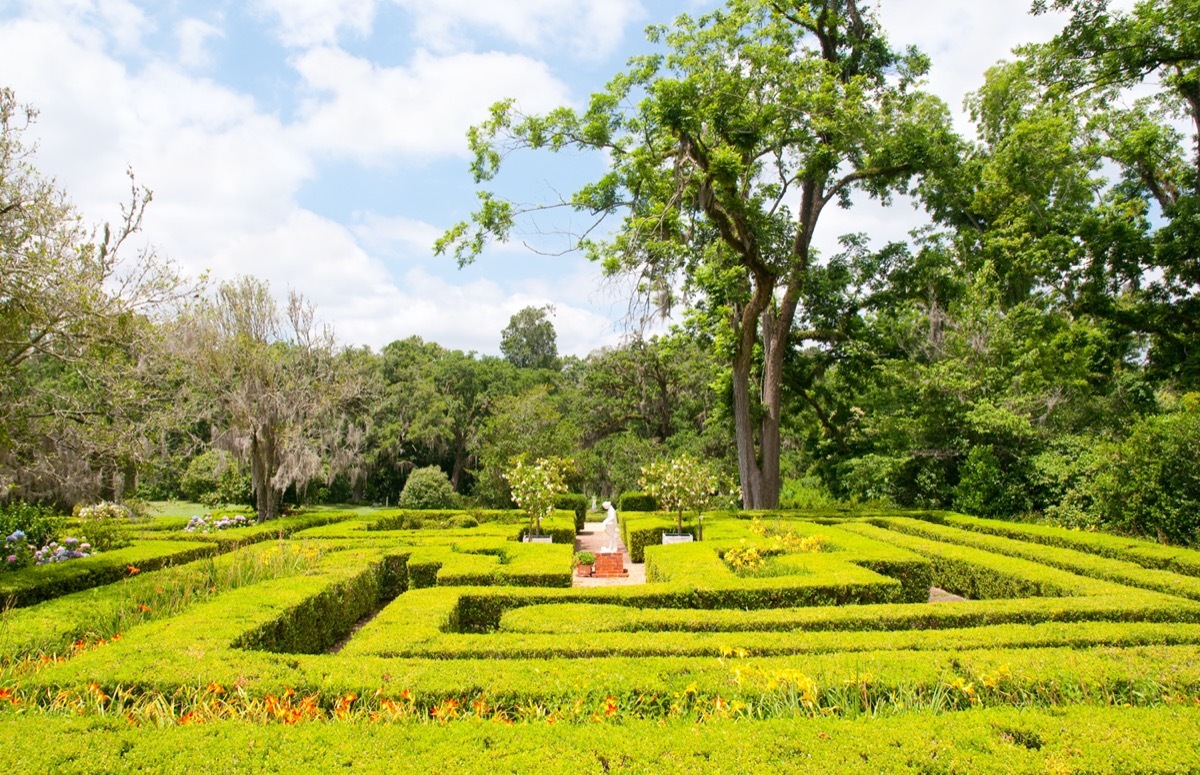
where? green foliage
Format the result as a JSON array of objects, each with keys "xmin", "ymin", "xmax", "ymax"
[
  {"xmin": 179, "ymin": 450, "xmax": 252, "ymax": 507},
  {"xmin": 553, "ymin": 493, "xmax": 587, "ymax": 532},
  {"xmin": 0, "ymin": 501, "xmax": 64, "ymax": 548},
  {"xmin": 618, "ymin": 491, "xmax": 657, "ymax": 512},
  {"xmin": 398, "ymin": 466, "xmax": 457, "ymax": 510},
  {"xmin": 504, "ymin": 456, "xmax": 572, "ymax": 537},
  {"xmin": 1052, "ymin": 395, "xmax": 1200, "ymax": 544},
  {"xmin": 500, "ymin": 305, "xmax": 559, "ymax": 370},
  {"xmin": 778, "ymin": 477, "xmax": 837, "ymax": 510},
  {"xmin": 573, "ymin": 551, "xmax": 595, "ymax": 566}
]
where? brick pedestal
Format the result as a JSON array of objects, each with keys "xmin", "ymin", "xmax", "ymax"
[{"xmin": 593, "ymin": 551, "xmax": 628, "ymax": 578}]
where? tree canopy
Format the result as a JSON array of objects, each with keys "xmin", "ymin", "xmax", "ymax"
[{"xmin": 438, "ymin": 0, "xmax": 958, "ymax": 507}]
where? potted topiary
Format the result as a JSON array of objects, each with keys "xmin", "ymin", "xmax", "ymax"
[
  {"xmin": 639, "ymin": 454, "xmax": 720, "ymax": 544},
  {"xmin": 574, "ymin": 551, "xmax": 595, "ymax": 576}
]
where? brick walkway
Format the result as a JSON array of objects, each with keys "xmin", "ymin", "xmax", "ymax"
[{"xmin": 573, "ymin": 522, "xmax": 645, "ymax": 587}]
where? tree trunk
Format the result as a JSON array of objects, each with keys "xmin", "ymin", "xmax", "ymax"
[
  {"xmin": 250, "ymin": 428, "xmax": 279, "ymax": 521},
  {"xmin": 732, "ymin": 342, "xmax": 766, "ymax": 508}
]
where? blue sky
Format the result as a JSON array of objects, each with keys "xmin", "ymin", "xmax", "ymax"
[{"xmin": 0, "ymin": 0, "xmax": 1086, "ymax": 356}]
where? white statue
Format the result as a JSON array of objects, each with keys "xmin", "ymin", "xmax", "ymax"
[{"xmin": 600, "ymin": 500, "xmax": 620, "ymax": 553}]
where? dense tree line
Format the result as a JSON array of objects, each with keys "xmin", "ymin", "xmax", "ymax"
[{"xmin": 1, "ymin": 0, "xmax": 1197, "ymax": 543}]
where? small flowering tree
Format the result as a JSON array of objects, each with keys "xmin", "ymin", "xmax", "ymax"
[
  {"xmin": 639, "ymin": 454, "xmax": 721, "ymax": 537},
  {"xmin": 504, "ymin": 456, "xmax": 573, "ymax": 538}
]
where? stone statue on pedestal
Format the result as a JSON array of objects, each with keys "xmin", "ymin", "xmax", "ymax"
[{"xmin": 600, "ymin": 500, "xmax": 620, "ymax": 553}]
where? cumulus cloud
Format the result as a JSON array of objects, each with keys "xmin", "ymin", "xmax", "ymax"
[
  {"xmin": 176, "ymin": 17, "xmax": 224, "ymax": 69},
  {"xmin": 252, "ymin": 0, "xmax": 375, "ymax": 48},
  {"xmin": 389, "ymin": 0, "xmax": 644, "ymax": 59},
  {"xmin": 3, "ymin": 0, "xmax": 1142, "ymax": 358},
  {"xmin": 290, "ymin": 46, "xmax": 573, "ymax": 161},
  {"xmin": 325, "ymin": 263, "xmax": 625, "ymax": 356}
]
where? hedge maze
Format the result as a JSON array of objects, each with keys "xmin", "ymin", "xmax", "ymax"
[{"xmin": 3, "ymin": 508, "xmax": 1200, "ymax": 772}]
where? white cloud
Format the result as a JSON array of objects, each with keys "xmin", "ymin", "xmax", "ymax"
[
  {"xmin": 252, "ymin": 0, "xmax": 375, "ymax": 48},
  {"xmin": 325, "ymin": 264, "xmax": 624, "ymax": 355},
  {"xmin": 350, "ymin": 212, "xmax": 442, "ymax": 257},
  {"xmin": 0, "ymin": 13, "xmax": 312, "ymax": 277},
  {"xmin": 176, "ymin": 17, "xmax": 224, "ymax": 69},
  {"xmin": 872, "ymin": 0, "xmax": 1139, "ymax": 137},
  {"xmin": 290, "ymin": 46, "xmax": 573, "ymax": 161},
  {"xmin": 390, "ymin": 0, "xmax": 644, "ymax": 59}
]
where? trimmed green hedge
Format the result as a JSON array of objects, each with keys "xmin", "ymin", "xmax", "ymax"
[
  {"xmin": 0, "ymin": 540, "xmax": 218, "ymax": 608},
  {"xmin": 5, "ymin": 707, "xmax": 1200, "ymax": 774},
  {"xmin": 134, "ymin": 512, "xmax": 352, "ymax": 550},
  {"xmin": 553, "ymin": 493, "xmax": 587, "ymax": 532},
  {"xmin": 881, "ymin": 516, "xmax": 1200, "ymax": 601},
  {"xmin": 620, "ymin": 512, "xmax": 697, "ymax": 562},
  {"xmin": 0, "ymin": 543, "xmax": 326, "ymax": 659},
  {"xmin": 934, "ymin": 512, "xmax": 1200, "ymax": 578},
  {"xmin": 619, "ymin": 491, "xmax": 657, "ymax": 512},
  {"xmin": 515, "ymin": 510, "xmax": 576, "ymax": 545},
  {"xmin": 499, "ymin": 593, "xmax": 1200, "ymax": 635},
  {"xmin": 234, "ymin": 553, "xmax": 408, "ymax": 654},
  {"xmin": 366, "ymin": 509, "xmax": 525, "ymax": 531},
  {"xmin": 838, "ymin": 522, "xmax": 1122, "ymax": 599}
]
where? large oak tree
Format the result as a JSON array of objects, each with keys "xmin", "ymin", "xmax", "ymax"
[{"xmin": 438, "ymin": 0, "xmax": 956, "ymax": 507}]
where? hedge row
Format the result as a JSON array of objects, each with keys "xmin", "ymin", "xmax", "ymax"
[
  {"xmin": 23, "ymin": 598, "xmax": 1200, "ymax": 715},
  {"xmin": 617, "ymin": 508, "xmax": 700, "ymax": 562},
  {"xmin": 642, "ymin": 524, "xmax": 935, "ymax": 603},
  {"xmin": 498, "ymin": 592, "xmax": 1200, "ymax": 635},
  {"xmin": 514, "ymin": 511, "xmax": 577, "ymax": 544},
  {"xmin": 234, "ymin": 553, "xmax": 408, "ymax": 654},
  {"xmin": 837, "ymin": 522, "xmax": 1127, "ymax": 599},
  {"xmin": 366, "ymin": 509, "xmax": 527, "ymax": 531},
  {"xmin": 0, "ymin": 540, "xmax": 219, "ymax": 608},
  {"xmin": 933, "ymin": 512, "xmax": 1200, "ymax": 578},
  {"xmin": 553, "ymin": 493, "xmax": 588, "ymax": 532},
  {"xmin": 402, "ymin": 542, "xmax": 573, "ymax": 589},
  {"xmin": 880, "ymin": 516, "xmax": 1200, "ymax": 601},
  {"xmin": 5, "ymin": 707, "xmax": 1200, "ymax": 774},
  {"xmin": 0, "ymin": 543, "xmax": 326, "ymax": 660},
  {"xmin": 367, "ymin": 620, "xmax": 1200, "ymax": 660},
  {"xmin": 133, "ymin": 512, "xmax": 353, "ymax": 549}
]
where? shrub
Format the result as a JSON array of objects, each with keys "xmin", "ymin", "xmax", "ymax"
[
  {"xmin": 554, "ymin": 493, "xmax": 587, "ymax": 532},
  {"xmin": 574, "ymin": 551, "xmax": 595, "ymax": 566},
  {"xmin": 1052, "ymin": 394, "xmax": 1200, "ymax": 544},
  {"xmin": 398, "ymin": 466, "xmax": 457, "ymax": 510},
  {"xmin": 0, "ymin": 501, "xmax": 64, "ymax": 549},
  {"xmin": 619, "ymin": 491, "xmax": 657, "ymax": 512},
  {"xmin": 75, "ymin": 501, "xmax": 133, "ymax": 551},
  {"xmin": 180, "ymin": 450, "xmax": 252, "ymax": 507},
  {"xmin": 779, "ymin": 477, "xmax": 836, "ymax": 509}
]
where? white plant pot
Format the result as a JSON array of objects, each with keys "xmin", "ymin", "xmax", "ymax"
[
  {"xmin": 523, "ymin": 535, "xmax": 553, "ymax": 544},
  {"xmin": 661, "ymin": 533, "xmax": 694, "ymax": 545}
]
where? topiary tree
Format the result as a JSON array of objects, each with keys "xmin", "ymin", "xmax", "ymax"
[
  {"xmin": 639, "ymin": 454, "xmax": 721, "ymax": 537},
  {"xmin": 504, "ymin": 456, "xmax": 572, "ymax": 537},
  {"xmin": 398, "ymin": 465, "xmax": 457, "ymax": 510}
]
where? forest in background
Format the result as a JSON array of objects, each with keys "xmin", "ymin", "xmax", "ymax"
[{"xmin": 1, "ymin": 0, "xmax": 1198, "ymax": 544}]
